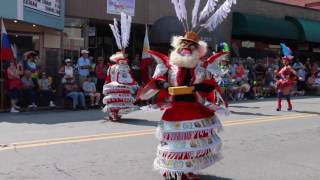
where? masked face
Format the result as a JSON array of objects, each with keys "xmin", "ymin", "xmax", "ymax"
[
  {"xmin": 118, "ymin": 63, "xmax": 129, "ymax": 72},
  {"xmin": 170, "ymin": 40, "xmax": 200, "ymax": 68},
  {"xmin": 282, "ymin": 59, "xmax": 290, "ymax": 66}
]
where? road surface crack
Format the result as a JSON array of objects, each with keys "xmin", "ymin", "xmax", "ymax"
[{"xmin": 54, "ymin": 163, "xmax": 74, "ymax": 178}]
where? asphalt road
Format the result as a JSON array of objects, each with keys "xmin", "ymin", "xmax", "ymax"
[{"xmin": 0, "ymin": 97, "xmax": 320, "ymax": 180}]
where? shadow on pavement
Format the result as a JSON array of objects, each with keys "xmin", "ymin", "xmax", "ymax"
[
  {"xmin": 118, "ymin": 118, "xmax": 159, "ymax": 127},
  {"xmin": 0, "ymin": 110, "xmax": 105, "ymax": 124},
  {"xmin": 199, "ymin": 175, "xmax": 233, "ymax": 180},
  {"xmin": 294, "ymin": 110, "xmax": 320, "ymax": 116},
  {"xmin": 230, "ymin": 111, "xmax": 274, "ymax": 116},
  {"xmin": 229, "ymin": 105, "xmax": 260, "ymax": 109}
]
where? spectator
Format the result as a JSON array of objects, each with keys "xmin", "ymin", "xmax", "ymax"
[
  {"xmin": 304, "ymin": 58, "xmax": 312, "ymax": 76},
  {"xmin": 95, "ymin": 56, "xmax": 108, "ymax": 93},
  {"xmin": 293, "ymin": 59, "xmax": 305, "ymax": 71},
  {"xmin": 310, "ymin": 62, "xmax": 319, "ymax": 76},
  {"xmin": 264, "ymin": 66, "xmax": 277, "ymax": 97},
  {"xmin": 77, "ymin": 50, "xmax": 91, "ymax": 85},
  {"xmin": 59, "ymin": 58, "xmax": 75, "ymax": 83},
  {"xmin": 21, "ymin": 70, "xmax": 37, "ymax": 108},
  {"xmin": 307, "ymin": 73, "xmax": 320, "ymax": 95},
  {"xmin": 6, "ymin": 62, "xmax": 23, "ymax": 113},
  {"xmin": 218, "ymin": 59, "xmax": 232, "ymax": 100},
  {"xmin": 296, "ymin": 66, "xmax": 307, "ymax": 94},
  {"xmin": 64, "ymin": 77, "xmax": 87, "ymax": 110},
  {"xmin": 23, "ymin": 51, "xmax": 40, "ymax": 86},
  {"xmin": 230, "ymin": 63, "xmax": 250, "ymax": 101},
  {"xmin": 229, "ymin": 62, "xmax": 238, "ymax": 78},
  {"xmin": 38, "ymin": 72, "xmax": 56, "ymax": 107},
  {"xmin": 232, "ymin": 62, "xmax": 245, "ymax": 79},
  {"xmin": 131, "ymin": 54, "xmax": 142, "ymax": 84},
  {"xmin": 89, "ymin": 56, "xmax": 97, "ymax": 77},
  {"xmin": 253, "ymin": 60, "xmax": 266, "ymax": 99},
  {"xmin": 82, "ymin": 76, "xmax": 101, "ymax": 107}
]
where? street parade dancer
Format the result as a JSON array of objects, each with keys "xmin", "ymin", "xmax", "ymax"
[
  {"xmin": 103, "ymin": 12, "xmax": 139, "ymax": 121},
  {"xmin": 276, "ymin": 43, "xmax": 298, "ymax": 111},
  {"xmin": 137, "ymin": 0, "xmax": 236, "ymax": 179}
]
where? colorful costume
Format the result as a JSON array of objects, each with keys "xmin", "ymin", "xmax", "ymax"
[
  {"xmin": 137, "ymin": 1, "xmax": 235, "ymax": 179},
  {"xmin": 276, "ymin": 44, "xmax": 297, "ymax": 111},
  {"xmin": 103, "ymin": 13, "xmax": 139, "ymax": 121}
]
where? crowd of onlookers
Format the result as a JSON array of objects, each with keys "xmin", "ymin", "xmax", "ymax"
[
  {"xmin": 217, "ymin": 57, "xmax": 320, "ymax": 102},
  {"xmin": 4, "ymin": 49, "xmax": 320, "ymax": 113},
  {"xmin": 5, "ymin": 50, "xmax": 108, "ymax": 113}
]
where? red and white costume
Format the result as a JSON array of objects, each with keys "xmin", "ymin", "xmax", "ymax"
[
  {"xmin": 103, "ymin": 13, "xmax": 139, "ymax": 121},
  {"xmin": 138, "ymin": 0, "xmax": 236, "ymax": 178},
  {"xmin": 103, "ymin": 53, "xmax": 139, "ymax": 120},
  {"xmin": 137, "ymin": 33, "xmax": 230, "ymax": 179}
]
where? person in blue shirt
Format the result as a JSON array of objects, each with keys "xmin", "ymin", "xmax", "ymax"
[{"xmin": 77, "ymin": 50, "xmax": 91, "ymax": 85}]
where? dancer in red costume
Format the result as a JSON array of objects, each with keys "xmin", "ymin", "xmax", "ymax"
[
  {"xmin": 102, "ymin": 13, "xmax": 139, "ymax": 121},
  {"xmin": 276, "ymin": 44, "xmax": 297, "ymax": 111},
  {"xmin": 137, "ymin": 1, "xmax": 236, "ymax": 179}
]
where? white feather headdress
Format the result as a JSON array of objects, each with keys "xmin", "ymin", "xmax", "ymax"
[
  {"xmin": 171, "ymin": 0, "xmax": 237, "ymax": 33},
  {"xmin": 109, "ymin": 12, "xmax": 132, "ymax": 51}
]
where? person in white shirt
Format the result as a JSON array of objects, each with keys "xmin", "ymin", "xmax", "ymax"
[
  {"xmin": 82, "ymin": 76, "xmax": 101, "ymax": 107},
  {"xmin": 77, "ymin": 50, "xmax": 91, "ymax": 85},
  {"xmin": 59, "ymin": 58, "xmax": 75, "ymax": 83}
]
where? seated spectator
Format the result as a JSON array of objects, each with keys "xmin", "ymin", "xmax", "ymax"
[
  {"xmin": 64, "ymin": 77, "xmax": 87, "ymax": 110},
  {"xmin": 231, "ymin": 65, "xmax": 250, "ymax": 101},
  {"xmin": 306, "ymin": 73, "xmax": 320, "ymax": 95},
  {"xmin": 310, "ymin": 62, "xmax": 319, "ymax": 76},
  {"xmin": 82, "ymin": 76, "xmax": 101, "ymax": 107},
  {"xmin": 38, "ymin": 72, "xmax": 56, "ymax": 107},
  {"xmin": 21, "ymin": 70, "xmax": 37, "ymax": 108},
  {"xmin": 59, "ymin": 58, "xmax": 75, "ymax": 83},
  {"xmin": 6, "ymin": 62, "xmax": 23, "ymax": 113},
  {"xmin": 232, "ymin": 62, "xmax": 245, "ymax": 79}
]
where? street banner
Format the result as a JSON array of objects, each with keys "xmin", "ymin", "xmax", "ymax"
[{"xmin": 107, "ymin": 0, "xmax": 135, "ymax": 16}]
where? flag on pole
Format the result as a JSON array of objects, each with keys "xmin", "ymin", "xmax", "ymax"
[
  {"xmin": 1, "ymin": 19, "xmax": 15, "ymax": 61},
  {"xmin": 142, "ymin": 24, "xmax": 151, "ymax": 59},
  {"xmin": 140, "ymin": 25, "xmax": 154, "ymax": 84}
]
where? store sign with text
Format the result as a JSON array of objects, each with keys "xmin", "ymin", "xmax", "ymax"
[
  {"xmin": 107, "ymin": 0, "xmax": 135, "ymax": 16},
  {"xmin": 24, "ymin": 0, "xmax": 61, "ymax": 17},
  {"xmin": 241, "ymin": 41, "xmax": 255, "ymax": 48}
]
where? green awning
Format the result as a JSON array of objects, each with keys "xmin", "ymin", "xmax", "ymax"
[
  {"xmin": 286, "ymin": 17, "xmax": 320, "ymax": 43},
  {"xmin": 232, "ymin": 12, "xmax": 302, "ymax": 41}
]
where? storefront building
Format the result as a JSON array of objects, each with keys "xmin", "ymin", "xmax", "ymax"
[
  {"xmin": 65, "ymin": 0, "xmax": 320, "ymax": 64},
  {"xmin": 230, "ymin": 0, "xmax": 320, "ymax": 64},
  {"xmin": 0, "ymin": 0, "xmax": 65, "ymax": 75},
  {"xmin": 64, "ymin": 0, "xmax": 228, "ymax": 60},
  {"xmin": 0, "ymin": 0, "xmax": 65, "ymax": 110}
]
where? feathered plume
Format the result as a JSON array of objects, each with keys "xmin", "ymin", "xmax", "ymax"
[
  {"xmin": 192, "ymin": 0, "xmax": 201, "ymax": 29},
  {"xmin": 109, "ymin": 19, "xmax": 122, "ymax": 50},
  {"xmin": 201, "ymin": 0, "xmax": 236, "ymax": 31},
  {"xmin": 170, "ymin": 0, "xmax": 236, "ymax": 33},
  {"xmin": 199, "ymin": 0, "xmax": 219, "ymax": 21},
  {"xmin": 171, "ymin": 0, "xmax": 188, "ymax": 30},
  {"xmin": 179, "ymin": 0, "xmax": 187, "ymax": 21},
  {"xmin": 121, "ymin": 12, "xmax": 132, "ymax": 49},
  {"xmin": 171, "ymin": 0, "xmax": 183, "ymax": 22},
  {"xmin": 109, "ymin": 12, "xmax": 132, "ymax": 51},
  {"xmin": 280, "ymin": 43, "xmax": 294, "ymax": 60}
]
